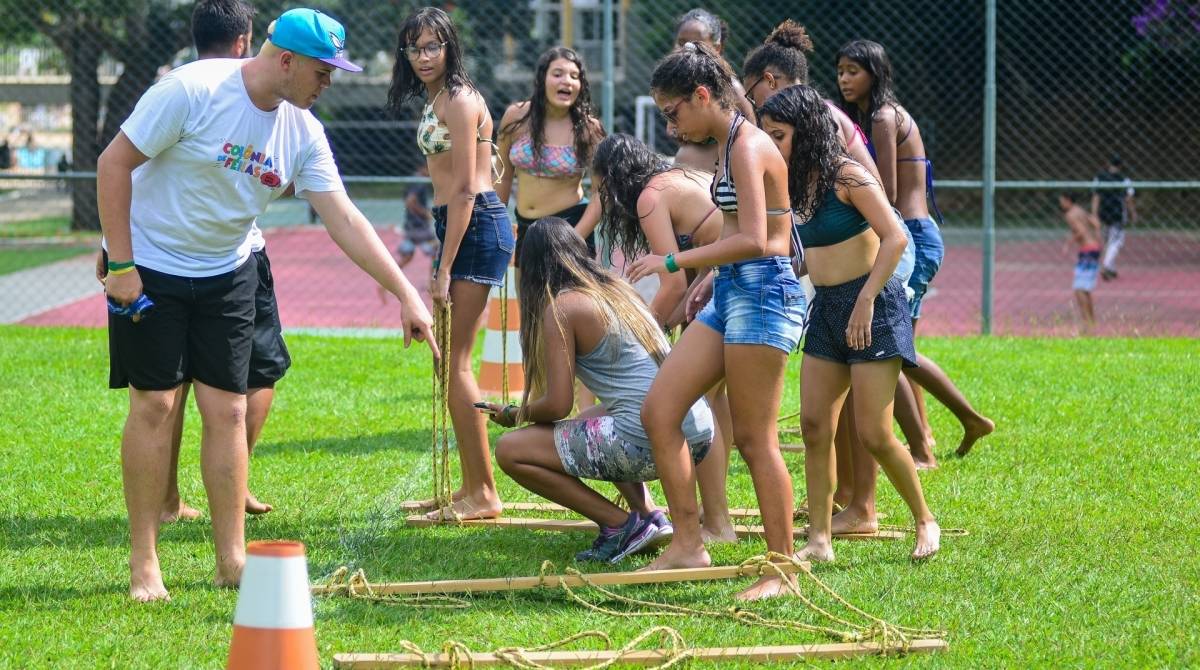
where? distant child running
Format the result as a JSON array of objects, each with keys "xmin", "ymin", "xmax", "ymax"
[{"xmin": 1060, "ymin": 192, "xmax": 1102, "ymax": 334}]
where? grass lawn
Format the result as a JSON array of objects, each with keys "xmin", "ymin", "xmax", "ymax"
[{"xmin": 0, "ymin": 327, "xmax": 1197, "ymax": 668}]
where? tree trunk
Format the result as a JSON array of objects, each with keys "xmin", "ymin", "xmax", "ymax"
[
  {"xmin": 66, "ymin": 29, "xmax": 103, "ymax": 232},
  {"xmin": 100, "ymin": 7, "xmax": 190, "ymax": 148}
]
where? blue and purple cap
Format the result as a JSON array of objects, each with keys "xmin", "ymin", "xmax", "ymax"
[{"xmin": 269, "ymin": 8, "xmax": 362, "ymax": 72}]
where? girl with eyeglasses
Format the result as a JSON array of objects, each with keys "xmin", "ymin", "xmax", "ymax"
[
  {"xmin": 626, "ymin": 43, "xmax": 804, "ymax": 600},
  {"xmin": 496, "ymin": 47, "xmax": 605, "ymax": 269},
  {"xmin": 388, "ymin": 7, "xmax": 514, "ymax": 520}
]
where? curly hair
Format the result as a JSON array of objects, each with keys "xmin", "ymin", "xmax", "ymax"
[
  {"xmin": 591, "ymin": 134, "xmax": 685, "ymax": 262},
  {"xmin": 386, "ymin": 7, "xmax": 475, "ymax": 115},
  {"xmin": 650, "ymin": 42, "xmax": 736, "ymax": 110},
  {"xmin": 500, "ymin": 47, "xmax": 601, "ymax": 174},
  {"xmin": 758, "ymin": 85, "xmax": 858, "ymax": 221},
  {"xmin": 743, "ymin": 20, "xmax": 814, "ymax": 83}
]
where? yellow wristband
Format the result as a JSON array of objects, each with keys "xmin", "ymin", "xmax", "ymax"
[{"xmin": 108, "ymin": 265, "xmax": 136, "ymax": 276}]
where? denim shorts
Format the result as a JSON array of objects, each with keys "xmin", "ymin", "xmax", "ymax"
[
  {"xmin": 803, "ymin": 274, "xmax": 918, "ymax": 368},
  {"xmin": 554, "ymin": 415, "xmax": 710, "ymax": 483},
  {"xmin": 903, "ymin": 217, "xmax": 945, "ymax": 319},
  {"xmin": 894, "ymin": 210, "xmax": 917, "ymax": 301},
  {"xmin": 695, "ymin": 256, "xmax": 806, "ymax": 354},
  {"xmin": 433, "ymin": 191, "xmax": 515, "ymax": 287}
]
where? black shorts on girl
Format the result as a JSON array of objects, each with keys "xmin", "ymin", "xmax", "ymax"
[
  {"xmin": 514, "ymin": 200, "xmax": 593, "ymax": 268},
  {"xmin": 433, "ymin": 191, "xmax": 515, "ymax": 287},
  {"xmin": 803, "ymin": 274, "xmax": 918, "ymax": 368}
]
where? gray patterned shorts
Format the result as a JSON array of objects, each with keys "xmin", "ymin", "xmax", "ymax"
[{"xmin": 553, "ymin": 416, "xmax": 710, "ymax": 483}]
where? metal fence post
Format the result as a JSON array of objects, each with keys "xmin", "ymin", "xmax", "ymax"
[
  {"xmin": 601, "ymin": 0, "xmax": 615, "ymax": 133},
  {"xmin": 981, "ymin": 0, "xmax": 997, "ymax": 335}
]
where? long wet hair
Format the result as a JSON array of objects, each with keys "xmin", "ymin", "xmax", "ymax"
[
  {"xmin": 835, "ymin": 39, "xmax": 901, "ymax": 134},
  {"xmin": 743, "ymin": 20, "xmax": 814, "ymax": 83},
  {"xmin": 650, "ymin": 42, "xmax": 737, "ymax": 110},
  {"xmin": 387, "ymin": 7, "xmax": 475, "ymax": 114},
  {"xmin": 517, "ymin": 217, "xmax": 669, "ymax": 415},
  {"xmin": 759, "ymin": 85, "xmax": 859, "ymax": 220},
  {"xmin": 593, "ymin": 134, "xmax": 672, "ymax": 261},
  {"xmin": 501, "ymin": 47, "xmax": 600, "ymax": 173}
]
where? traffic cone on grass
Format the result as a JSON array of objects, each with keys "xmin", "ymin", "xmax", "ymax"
[{"xmin": 227, "ymin": 540, "xmax": 318, "ymax": 670}]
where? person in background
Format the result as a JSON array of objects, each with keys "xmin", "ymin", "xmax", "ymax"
[
  {"xmin": 1060, "ymin": 192, "xmax": 1102, "ymax": 334},
  {"xmin": 1091, "ymin": 154, "xmax": 1136, "ymax": 281}
]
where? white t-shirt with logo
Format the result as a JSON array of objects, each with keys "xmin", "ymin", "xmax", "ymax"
[{"xmin": 119, "ymin": 58, "xmax": 342, "ymax": 277}]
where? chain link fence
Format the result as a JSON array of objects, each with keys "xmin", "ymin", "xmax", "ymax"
[{"xmin": 0, "ymin": 0, "xmax": 1196, "ymax": 335}]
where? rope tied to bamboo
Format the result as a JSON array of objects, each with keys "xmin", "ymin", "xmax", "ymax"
[
  {"xmin": 430, "ymin": 301, "xmax": 460, "ymax": 522},
  {"xmin": 322, "ymin": 566, "xmax": 470, "ymax": 609}
]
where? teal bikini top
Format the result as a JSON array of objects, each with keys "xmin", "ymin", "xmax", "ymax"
[{"xmin": 795, "ymin": 188, "xmax": 869, "ymax": 248}]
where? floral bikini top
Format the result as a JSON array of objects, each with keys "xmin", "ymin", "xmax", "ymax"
[{"xmin": 508, "ymin": 135, "xmax": 583, "ymax": 179}]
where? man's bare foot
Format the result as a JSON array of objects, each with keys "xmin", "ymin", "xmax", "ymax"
[
  {"xmin": 736, "ymin": 574, "xmax": 794, "ymax": 601},
  {"xmin": 911, "ymin": 519, "xmax": 940, "ymax": 560},
  {"xmin": 830, "ymin": 508, "xmax": 879, "ymax": 536},
  {"xmin": 700, "ymin": 524, "xmax": 738, "ymax": 545},
  {"xmin": 955, "ymin": 416, "xmax": 996, "ymax": 457},
  {"xmin": 215, "ymin": 557, "xmax": 245, "ymax": 589},
  {"xmin": 794, "ymin": 541, "xmax": 834, "ymax": 563},
  {"xmin": 245, "ymin": 492, "xmax": 273, "ymax": 515},
  {"xmin": 130, "ymin": 556, "xmax": 170, "ymax": 602},
  {"xmin": 424, "ymin": 493, "xmax": 502, "ymax": 521},
  {"xmin": 636, "ymin": 542, "xmax": 710, "ymax": 572},
  {"xmin": 160, "ymin": 500, "xmax": 202, "ymax": 524}
]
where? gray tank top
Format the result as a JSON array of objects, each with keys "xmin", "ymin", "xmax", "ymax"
[{"xmin": 575, "ymin": 313, "xmax": 713, "ymax": 449}]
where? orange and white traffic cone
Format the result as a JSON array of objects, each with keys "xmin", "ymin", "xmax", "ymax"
[
  {"xmin": 227, "ymin": 541, "xmax": 318, "ymax": 670},
  {"xmin": 478, "ymin": 264, "xmax": 523, "ymax": 402}
]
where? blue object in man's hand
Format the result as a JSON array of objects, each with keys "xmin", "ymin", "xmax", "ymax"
[{"xmin": 107, "ymin": 294, "xmax": 155, "ymax": 322}]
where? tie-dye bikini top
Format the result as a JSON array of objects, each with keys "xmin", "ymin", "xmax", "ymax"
[{"xmin": 508, "ymin": 135, "xmax": 583, "ymax": 179}]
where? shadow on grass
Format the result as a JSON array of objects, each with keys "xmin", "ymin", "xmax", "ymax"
[
  {"xmin": 0, "ymin": 513, "xmax": 347, "ymax": 550},
  {"xmin": 253, "ymin": 428, "xmax": 433, "ymax": 458}
]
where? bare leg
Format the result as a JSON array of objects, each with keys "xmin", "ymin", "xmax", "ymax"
[
  {"xmin": 904, "ymin": 355, "xmax": 995, "ymax": 457},
  {"xmin": 161, "ymin": 383, "xmax": 201, "ymax": 523},
  {"xmin": 614, "ymin": 482, "xmax": 654, "ymax": 516},
  {"xmin": 895, "ymin": 372, "xmax": 937, "ymax": 469},
  {"xmin": 909, "ymin": 319, "xmax": 933, "ymax": 447},
  {"xmin": 1074, "ymin": 289, "xmax": 1095, "ymax": 336},
  {"xmin": 797, "ymin": 356, "xmax": 849, "ymax": 564},
  {"xmin": 495, "ymin": 427, "xmax": 629, "ymax": 528},
  {"xmin": 639, "ymin": 324, "xmax": 725, "ymax": 573},
  {"xmin": 124, "ymin": 387, "xmax": 182, "ymax": 602},
  {"xmin": 831, "ymin": 399, "xmax": 880, "ymax": 535},
  {"xmin": 725, "ymin": 344, "xmax": 795, "ymax": 601},
  {"xmin": 243, "ymin": 386, "xmax": 274, "ymax": 514},
  {"xmin": 850, "ymin": 360, "xmax": 939, "ymax": 560},
  {"xmin": 428, "ymin": 280, "xmax": 502, "ymax": 520},
  {"xmin": 831, "ymin": 399, "xmax": 855, "ymax": 509},
  {"xmin": 192, "ymin": 381, "xmax": 248, "ymax": 587},
  {"xmin": 696, "ymin": 383, "xmax": 736, "ymax": 544}
]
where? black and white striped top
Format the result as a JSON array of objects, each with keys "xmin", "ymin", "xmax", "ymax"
[{"xmin": 710, "ymin": 112, "xmax": 791, "ymax": 218}]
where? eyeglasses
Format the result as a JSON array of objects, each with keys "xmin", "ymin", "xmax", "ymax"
[
  {"xmin": 743, "ymin": 75, "xmax": 764, "ymax": 110},
  {"xmin": 660, "ymin": 94, "xmax": 692, "ymax": 124},
  {"xmin": 405, "ymin": 41, "xmax": 447, "ymax": 61}
]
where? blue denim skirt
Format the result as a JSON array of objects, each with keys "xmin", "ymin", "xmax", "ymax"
[{"xmin": 433, "ymin": 191, "xmax": 515, "ymax": 287}]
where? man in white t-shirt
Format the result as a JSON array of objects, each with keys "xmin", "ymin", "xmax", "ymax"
[{"xmin": 98, "ymin": 8, "xmax": 437, "ymax": 602}]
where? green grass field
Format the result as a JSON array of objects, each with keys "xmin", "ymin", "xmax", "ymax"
[{"xmin": 1, "ymin": 327, "xmax": 1197, "ymax": 669}]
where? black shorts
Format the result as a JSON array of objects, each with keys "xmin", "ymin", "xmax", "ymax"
[
  {"xmin": 802, "ymin": 274, "xmax": 918, "ymax": 368},
  {"xmin": 514, "ymin": 201, "xmax": 593, "ymax": 269},
  {"xmin": 246, "ymin": 249, "xmax": 291, "ymax": 388},
  {"xmin": 108, "ymin": 255, "xmax": 258, "ymax": 393}
]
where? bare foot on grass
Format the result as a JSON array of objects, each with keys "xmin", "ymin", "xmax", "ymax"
[
  {"xmin": 160, "ymin": 500, "xmax": 202, "ymax": 524},
  {"xmin": 831, "ymin": 508, "xmax": 879, "ymax": 536},
  {"xmin": 794, "ymin": 540, "xmax": 834, "ymax": 564},
  {"xmin": 245, "ymin": 491, "xmax": 273, "ymax": 515},
  {"xmin": 636, "ymin": 541, "xmax": 711, "ymax": 572},
  {"xmin": 214, "ymin": 556, "xmax": 245, "ymax": 589},
  {"xmin": 911, "ymin": 519, "xmax": 941, "ymax": 561},
  {"xmin": 955, "ymin": 417, "xmax": 996, "ymax": 457},
  {"xmin": 911, "ymin": 454, "xmax": 939, "ymax": 470},
  {"xmin": 736, "ymin": 574, "xmax": 794, "ymax": 601},
  {"xmin": 130, "ymin": 554, "xmax": 170, "ymax": 602}
]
